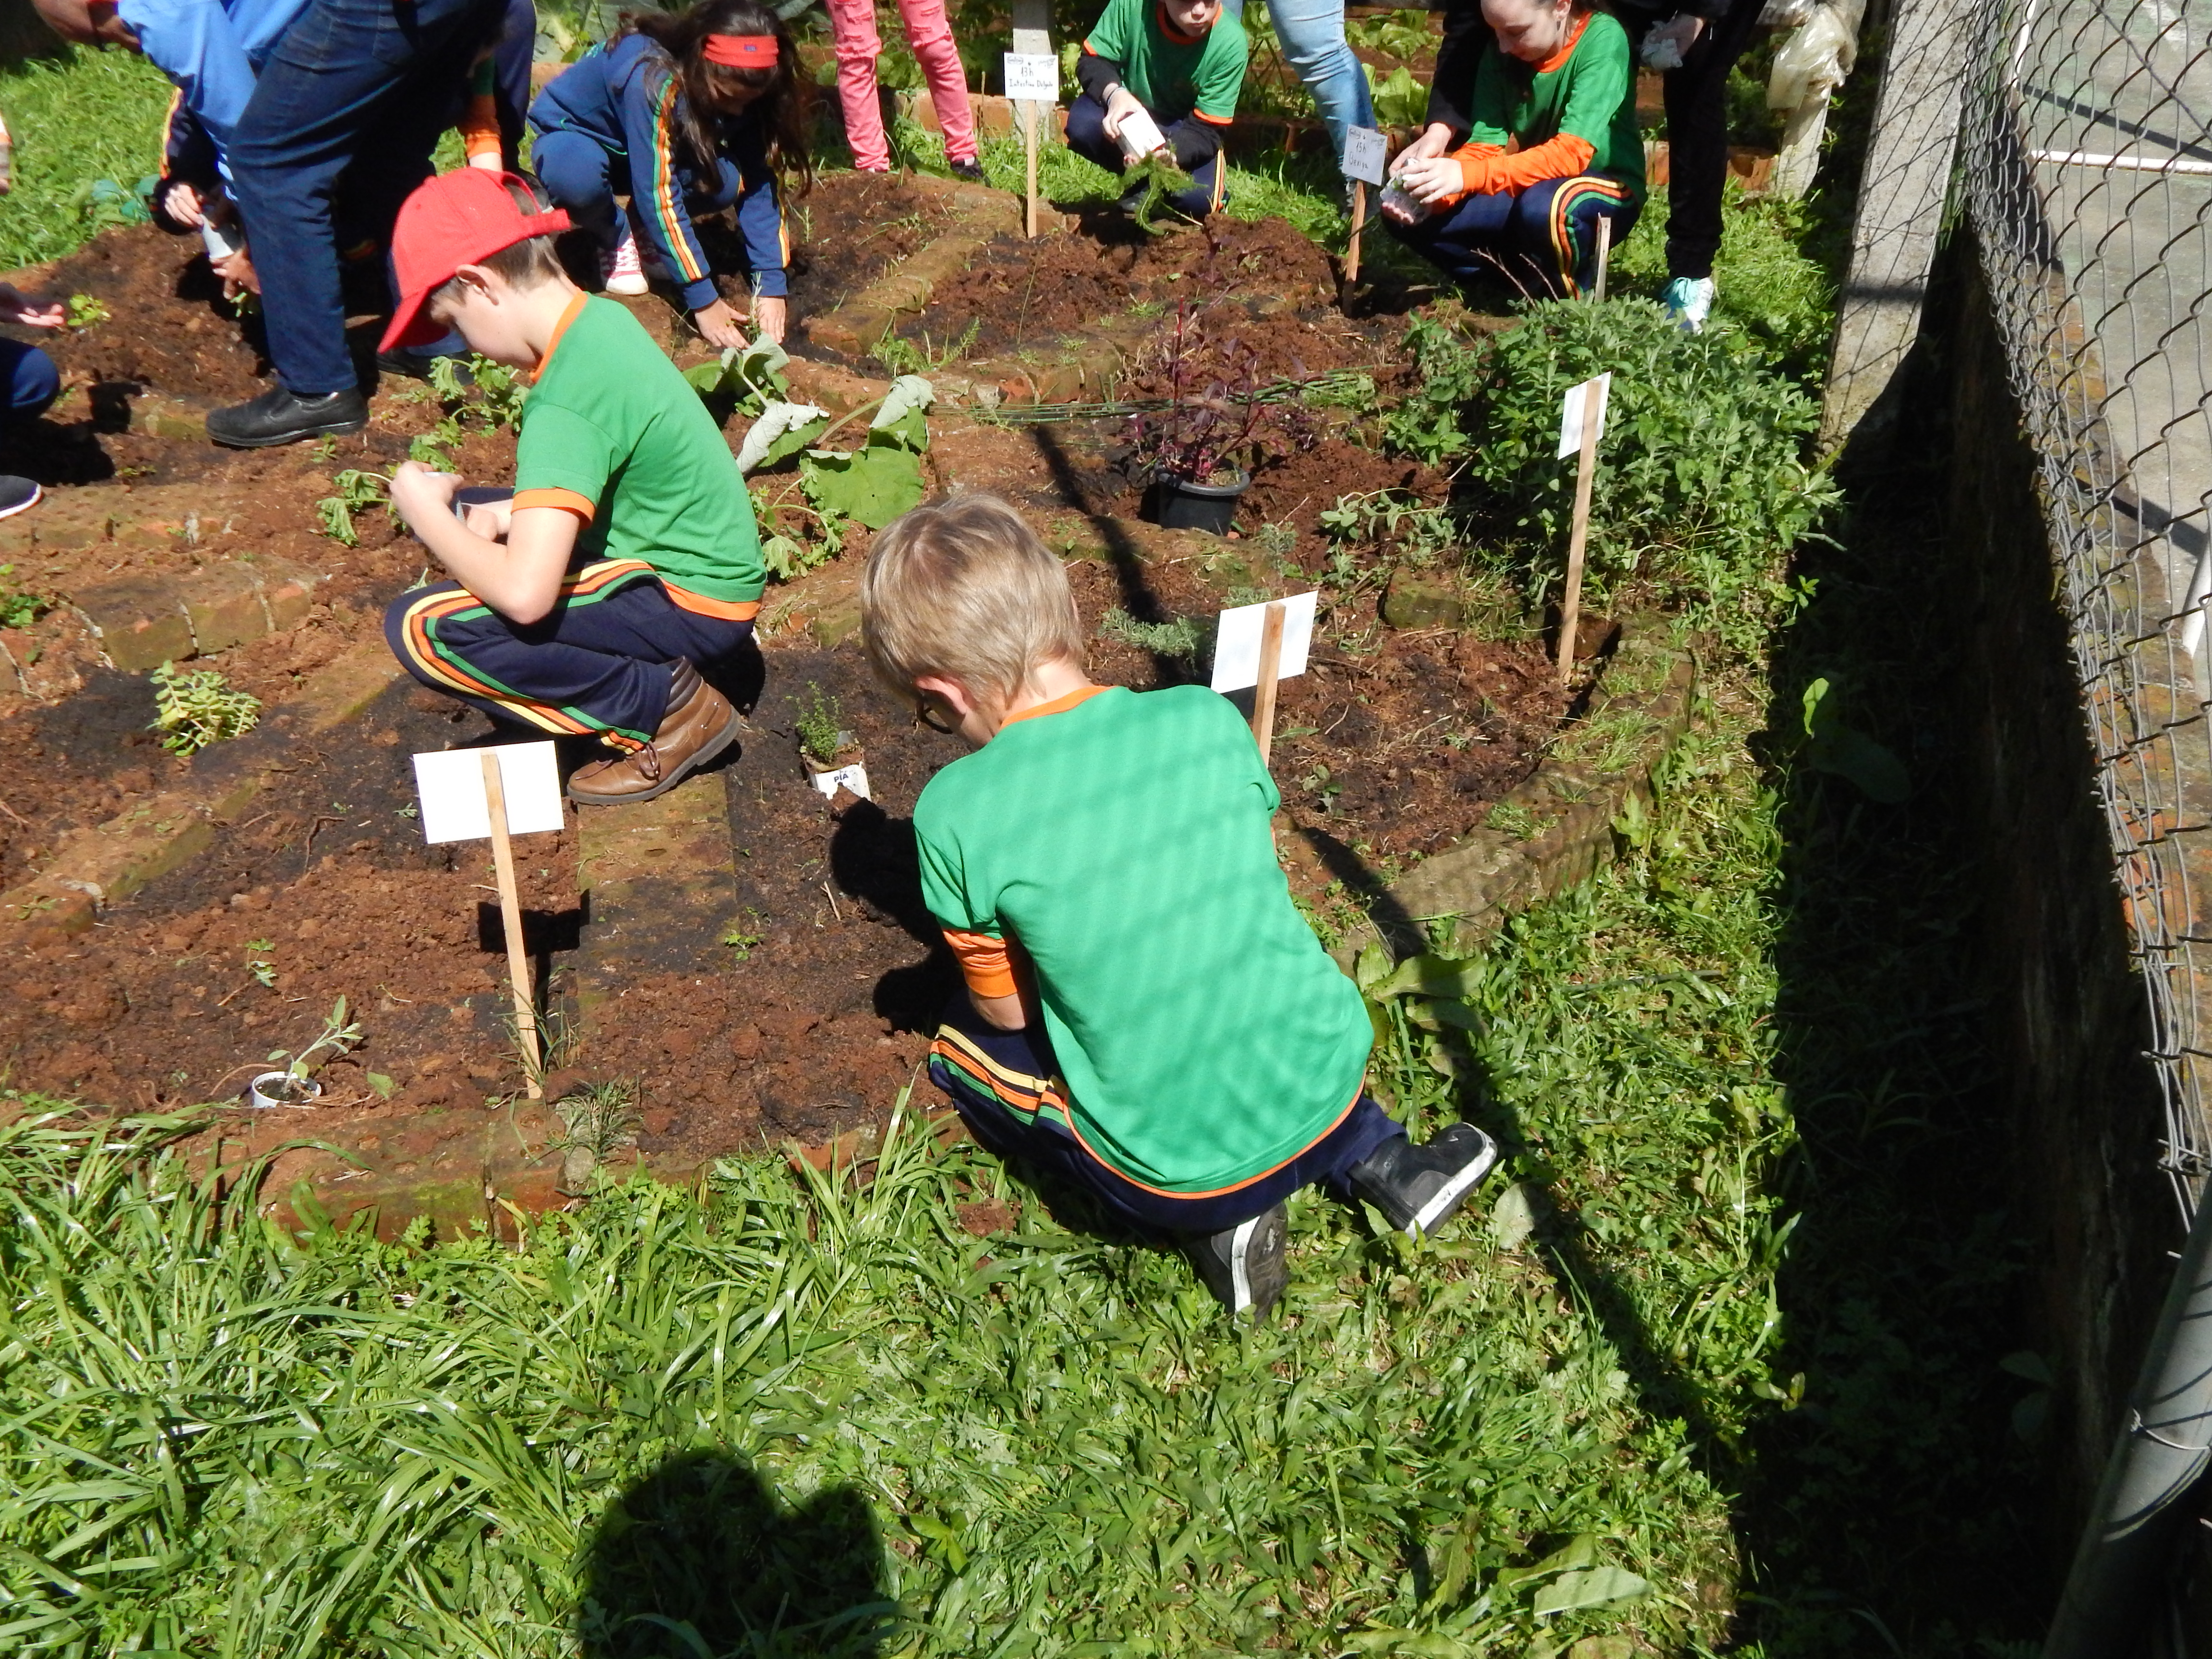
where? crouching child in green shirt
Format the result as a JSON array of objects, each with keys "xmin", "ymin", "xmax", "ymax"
[
  {"xmin": 378, "ymin": 168, "xmax": 766, "ymax": 805},
  {"xmin": 861, "ymin": 494, "xmax": 1501, "ymax": 1318}
]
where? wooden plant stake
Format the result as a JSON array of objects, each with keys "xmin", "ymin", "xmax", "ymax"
[
  {"xmin": 1557, "ymin": 378, "xmax": 1604, "ymax": 685},
  {"xmin": 1593, "ymin": 214, "xmax": 1612, "ymax": 302},
  {"xmin": 1346, "ymin": 180, "xmax": 1366, "ymax": 285},
  {"xmin": 480, "ymin": 750, "xmax": 543, "ymax": 1097},
  {"xmin": 1251, "ymin": 600, "xmax": 1287, "ymax": 764},
  {"xmin": 1024, "ymin": 98, "xmax": 1040, "ymax": 239}
]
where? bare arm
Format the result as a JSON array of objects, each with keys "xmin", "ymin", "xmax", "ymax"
[{"xmin": 389, "ymin": 461, "xmax": 580, "ymax": 625}]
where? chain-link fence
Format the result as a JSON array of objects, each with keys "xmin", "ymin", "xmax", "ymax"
[{"xmin": 1957, "ymin": 0, "xmax": 2212, "ymax": 1226}]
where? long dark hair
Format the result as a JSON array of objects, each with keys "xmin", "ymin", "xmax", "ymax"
[{"xmin": 620, "ymin": 0, "xmax": 814, "ymax": 195}]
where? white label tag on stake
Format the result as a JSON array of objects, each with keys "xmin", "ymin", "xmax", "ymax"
[
  {"xmin": 1003, "ymin": 52, "xmax": 1060, "ymax": 102},
  {"xmin": 1211, "ymin": 591, "xmax": 1318, "ymax": 693},
  {"xmin": 1341, "ymin": 125, "xmax": 1388, "ymax": 186},
  {"xmin": 411, "ymin": 741, "xmax": 565, "ymax": 844},
  {"xmin": 1557, "ymin": 372, "xmax": 1612, "ymax": 458},
  {"xmin": 811, "ymin": 762, "xmax": 872, "ymax": 800}
]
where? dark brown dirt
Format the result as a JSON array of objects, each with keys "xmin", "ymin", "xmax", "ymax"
[
  {"xmin": 769, "ymin": 170, "xmax": 962, "ymax": 339},
  {"xmin": 0, "ymin": 203, "xmax": 1575, "ymax": 1197},
  {"xmin": 891, "ymin": 213, "xmax": 1350, "ymax": 361}
]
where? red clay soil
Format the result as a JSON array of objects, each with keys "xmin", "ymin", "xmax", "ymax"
[
  {"xmin": 887, "ymin": 213, "xmax": 1361, "ymax": 365},
  {"xmin": 0, "ymin": 205, "xmax": 1572, "ymax": 1207},
  {"xmin": 768, "ymin": 169, "xmax": 962, "ymax": 338}
]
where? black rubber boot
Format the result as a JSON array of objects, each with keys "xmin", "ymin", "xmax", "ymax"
[
  {"xmin": 1346, "ymin": 1124, "xmax": 1501, "ymax": 1239},
  {"xmin": 206, "ymin": 385, "xmax": 368, "ymax": 448},
  {"xmin": 1188, "ymin": 1202, "xmax": 1288, "ymax": 1319}
]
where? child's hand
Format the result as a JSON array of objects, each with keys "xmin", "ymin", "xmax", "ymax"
[
  {"xmin": 694, "ymin": 297, "xmax": 750, "ymax": 350},
  {"xmin": 0, "ymin": 283, "xmax": 64, "ymax": 330},
  {"xmin": 751, "ymin": 295, "xmax": 787, "ymax": 345},
  {"xmin": 1396, "ymin": 156, "xmax": 1466, "ymax": 205},
  {"xmin": 1101, "ymin": 87, "xmax": 1145, "ymax": 143},
  {"xmin": 162, "ymin": 181, "xmax": 206, "ymax": 228},
  {"xmin": 1391, "ymin": 123, "xmax": 1456, "ymax": 175},
  {"xmin": 389, "ymin": 461, "xmax": 462, "ymax": 532},
  {"xmin": 215, "ymin": 246, "xmax": 259, "ymax": 300}
]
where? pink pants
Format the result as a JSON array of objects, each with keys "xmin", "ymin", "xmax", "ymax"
[{"xmin": 825, "ymin": 0, "xmax": 977, "ymax": 169}]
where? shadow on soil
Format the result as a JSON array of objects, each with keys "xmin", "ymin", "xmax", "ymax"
[{"xmin": 577, "ymin": 1450, "xmax": 895, "ymax": 1659}]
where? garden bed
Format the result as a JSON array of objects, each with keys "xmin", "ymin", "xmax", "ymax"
[{"xmin": 0, "ymin": 202, "xmax": 1634, "ymax": 1209}]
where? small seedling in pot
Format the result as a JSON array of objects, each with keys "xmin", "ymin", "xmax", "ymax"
[
  {"xmin": 65, "ymin": 293, "xmax": 110, "ymax": 329},
  {"xmin": 149, "ymin": 662, "xmax": 260, "ymax": 756},
  {"xmin": 796, "ymin": 684, "xmax": 854, "ymax": 767},
  {"xmin": 249, "ymin": 997, "xmax": 364, "ymax": 1107}
]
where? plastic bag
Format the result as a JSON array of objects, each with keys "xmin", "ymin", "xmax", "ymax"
[
  {"xmin": 1758, "ymin": 0, "xmax": 1816, "ymax": 27},
  {"xmin": 1767, "ymin": 0, "xmax": 1864, "ymax": 111}
]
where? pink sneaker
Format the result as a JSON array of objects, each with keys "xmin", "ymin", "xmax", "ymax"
[{"xmin": 601, "ymin": 225, "xmax": 648, "ymax": 296}]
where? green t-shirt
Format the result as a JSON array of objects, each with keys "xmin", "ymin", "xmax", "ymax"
[
  {"xmin": 1083, "ymin": 0, "xmax": 1247, "ymax": 125},
  {"xmin": 515, "ymin": 294, "xmax": 765, "ymax": 607},
  {"xmin": 1468, "ymin": 11, "xmax": 1645, "ymax": 202},
  {"xmin": 915, "ymin": 684, "xmax": 1374, "ymax": 1194}
]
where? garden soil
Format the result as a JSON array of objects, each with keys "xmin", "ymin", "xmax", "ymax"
[{"xmin": 0, "ymin": 205, "xmax": 1565, "ymax": 1211}]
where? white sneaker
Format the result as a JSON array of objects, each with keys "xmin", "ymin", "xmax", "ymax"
[
  {"xmin": 1662, "ymin": 276, "xmax": 1716, "ymax": 334},
  {"xmin": 601, "ymin": 225, "xmax": 648, "ymax": 296}
]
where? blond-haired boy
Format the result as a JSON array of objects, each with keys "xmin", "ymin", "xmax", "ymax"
[{"xmin": 863, "ymin": 493, "xmax": 1499, "ymax": 1317}]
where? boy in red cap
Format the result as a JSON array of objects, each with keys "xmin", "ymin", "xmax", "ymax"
[{"xmin": 379, "ymin": 169, "xmax": 767, "ymax": 805}]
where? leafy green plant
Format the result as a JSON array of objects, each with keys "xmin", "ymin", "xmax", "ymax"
[
  {"xmin": 245, "ymin": 940, "xmax": 277, "ymax": 989},
  {"xmin": 721, "ymin": 909, "xmax": 768, "ymax": 960},
  {"xmin": 0, "ymin": 564, "xmax": 48, "ymax": 629},
  {"xmin": 148, "ymin": 661, "xmax": 260, "ymax": 756},
  {"xmin": 1381, "ymin": 314, "xmax": 1494, "ymax": 465},
  {"xmin": 1098, "ymin": 605, "xmax": 1204, "ymax": 667},
  {"xmin": 795, "ymin": 683, "xmax": 848, "ymax": 764},
  {"xmin": 1125, "ymin": 149, "xmax": 1199, "ymax": 234},
  {"xmin": 1320, "ymin": 490, "xmax": 1460, "ymax": 570},
  {"xmin": 1425, "ymin": 300, "xmax": 1839, "ymax": 649},
  {"xmin": 315, "ymin": 469, "xmax": 390, "ymax": 547},
  {"xmin": 684, "ymin": 337, "xmax": 796, "ymax": 418},
  {"xmin": 266, "ymin": 998, "xmax": 364, "ymax": 1083},
  {"xmin": 798, "ymin": 375, "xmax": 934, "ymax": 531},
  {"xmin": 1369, "ymin": 63, "xmax": 1429, "ymax": 129},
  {"xmin": 64, "ymin": 291, "xmax": 109, "ymax": 328},
  {"xmin": 551, "ymin": 1077, "xmax": 642, "ymax": 1193},
  {"xmin": 429, "ymin": 351, "xmax": 529, "ymax": 428}
]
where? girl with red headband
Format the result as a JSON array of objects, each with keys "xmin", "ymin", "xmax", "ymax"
[
  {"xmin": 529, "ymin": 0, "xmax": 812, "ymax": 349},
  {"xmin": 825, "ymin": 0, "xmax": 980, "ymax": 180}
]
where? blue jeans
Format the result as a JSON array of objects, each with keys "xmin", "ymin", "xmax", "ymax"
[
  {"xmin": 927, "ymin": 993, "xmax": 1404, "ymax": 1237},
  {"xmin": 1252, "ymin": 0, "xmax": 1372, "ymax": 170},
  {"xmin": 1063, "ymin": 94, "xmax": 1223, "ymax": 218},
  {"xmin": 1389, "ymin": 174, "xmax": 1640, "ymax": 299},
  {"xmin": 529, "ymin": 125, "xmax": 743, "ymax": 250},
  {"xmin": 229, "ymin": 0, "xmax": 504, "ymax": 396},
  {"xmin": 0, "ymin": 341, "xmax": 59, "ymax": 423}
]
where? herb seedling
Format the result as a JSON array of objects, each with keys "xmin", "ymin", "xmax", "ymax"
[
  {"xmin": 149, "ymin": 662, "xmax": 261, "ymax": 756},
  {"xmin": 246, "ymin": 939, "xmax": 277, "ymax": 987},
  {"xmin": 0, "ymin": 564, "xmax": 48, "ymax": 629},
  {"xmin": 796, "ymin": 685, "xmax": 849, "ymax": 766},
  {"xmin": 1098, "ymin": 606, "xmax": 1204, "ymax": 667},
  {"xmin": 265, "ymin": 997, "xmax": 364, "ymax": 1092},
  {"xmin": 721, "ymin": 909, "xmax": 768, "ymax": 960},
  {"xmin": 316, "ymin": 469, "xmax": 390, "ymax": 547},
  {"xmin": 65, "ymin": 293, "xmax": 110, "ymax": 329}
]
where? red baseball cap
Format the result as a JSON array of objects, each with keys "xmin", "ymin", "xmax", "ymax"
[{"xmin": 380, "ymin": 168, "xmax": 573, "ymax": 352}]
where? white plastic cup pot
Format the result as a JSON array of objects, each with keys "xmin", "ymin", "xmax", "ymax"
[
  {"xmin": 1116, "ymin": 108, "xmax": 1167, "ymax": 165},
  {"xmin": 1380, "ymin": 185, "xmax": 1432, "ymax": 225},
  {"xmin": 246, "ymin": 1070, "xmax": 323, "ymax": 1108}
]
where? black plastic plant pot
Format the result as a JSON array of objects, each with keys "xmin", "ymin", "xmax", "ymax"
[{"xmin": 1149, "ymin": 469, "xmax": 1250, "ymax": 535}]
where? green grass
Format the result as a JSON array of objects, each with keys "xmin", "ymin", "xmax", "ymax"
[
  {"xmin": 0, "ymin": 709, "xmax": 1817, "ymax": 1655},
  {"xmin": 0, "ymin": 48, "xmax": 175, "ymax": 270},
  {"xmin": 1611, "ymin": 185, "xmax": 1839, "ymax": 379}
]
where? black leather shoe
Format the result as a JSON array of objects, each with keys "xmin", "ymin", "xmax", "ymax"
[
  {"xmin": 376, "ymin": 347, "xmax": 473, "ymax": 386},
  {"xmin": 206, "ymin": 385, "xmax": 369, "ymax": 448},
  {"xmin": 948, "ymin": 158, "xmax": 986, "ymax": 183}
]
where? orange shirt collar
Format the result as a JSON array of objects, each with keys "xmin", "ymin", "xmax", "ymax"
[
  {"xmin": 529, "ymin": 290, "xmax": 589, "ymax": 385},
  {"xmin": 1535, "ymin": 12, "xmax": 1590, "ymax": 75},
  {"xmin": 999, "ymin": 683, "xmax": 1108, "ymax": 729}
]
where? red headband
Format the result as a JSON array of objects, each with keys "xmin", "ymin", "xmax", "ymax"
[{"xmin": 703, "ymin": 34, "xmax": 779, "ymax": 66}]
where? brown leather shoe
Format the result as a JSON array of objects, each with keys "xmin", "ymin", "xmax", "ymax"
[{"xmin": 567, "ymin": 659, "xmax": 742, "ymax": 805}]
